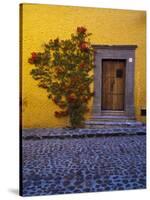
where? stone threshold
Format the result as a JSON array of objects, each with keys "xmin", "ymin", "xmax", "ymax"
[{"xmin": 22, "ymin": 127, "xmax": 146, "ymax": 140}]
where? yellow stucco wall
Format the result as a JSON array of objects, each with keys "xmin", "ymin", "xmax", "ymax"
[{"xmin": 21, "ymin": 4, "xmax": 146, "ymax": 128}]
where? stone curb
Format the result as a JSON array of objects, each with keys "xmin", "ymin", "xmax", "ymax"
[{"xmin": 22, "ymin": 128, "xmax": 146, "ymax": 140}]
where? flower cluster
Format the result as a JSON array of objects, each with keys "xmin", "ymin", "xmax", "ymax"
[
  {"xmin": 79, "ymin": 42, "xmax": 89, "ymax": 52},
  {"xmin": 28, "ymin": 52, "xmax": 38, "ymax": 64},
  {"xmin": 67, "ymin": 93, "xmax": 77, "ymax": 103},
  {"xmin": 77, "ymin": 26, "xmax": 87, "ymax": 34}
]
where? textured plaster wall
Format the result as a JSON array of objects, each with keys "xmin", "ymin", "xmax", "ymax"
[{"xmin": 21, "ymin": 4, "xmax": 146, "ymax": 128}]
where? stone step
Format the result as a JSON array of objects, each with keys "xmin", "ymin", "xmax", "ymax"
[
  {"xmin": 99, "ymin": 111, "xmax": 127, "ymax": 116},
  {"xmin": 85, "ymin": 125, "xmax": 146, "ymax": 129},
  {"xmin": 85, "ymin": 121, "xmax": 144, "ymax": 126},
  {"xmin": 90, "ymin": 115, "xmax": 136, "ymax": 122},
  {"xmin": 85, "ymin": 120, "xmax": 146, "ymax": 130}
]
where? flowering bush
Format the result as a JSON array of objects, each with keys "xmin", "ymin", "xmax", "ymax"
[{"xmin": 28, "ymin": 26, "xmax": 94, "ymax": 128}]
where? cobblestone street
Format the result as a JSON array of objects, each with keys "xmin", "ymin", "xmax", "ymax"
[{"xmin": 22, "ymin": 134, "xmax": 146, "ymax": 196}]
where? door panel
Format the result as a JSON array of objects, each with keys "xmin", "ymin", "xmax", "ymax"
[{"xmin": 102, "ymin": 59, "xmax": 125, "ymax": 110}]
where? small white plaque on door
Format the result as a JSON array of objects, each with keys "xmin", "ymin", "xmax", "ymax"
[{"xmin": 129, "ymin": 58, "xmax": 133, "ymax": 62}]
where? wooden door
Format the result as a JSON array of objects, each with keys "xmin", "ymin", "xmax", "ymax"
[{"xmin": 102, "ymin": 59, "xmax": 125, "ymax": 110}]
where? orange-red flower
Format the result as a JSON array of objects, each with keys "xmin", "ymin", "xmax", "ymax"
[
  {"xmin": 79, "ymin": 63, "xmax": 85, "ymax": 69},
  {"xmin": 79, "ymin": 42, "xmax": 89, "ymax": 52},
  {"xmin": 31, "ymin": 52, "xmax": 37, "ymax": 60},
  {"xmin": 77, "ymin": 26, "xmax": 87, "ymax": 34},
  {"xmin": 54, "ymin": 111, "xmax": 60, "ymax": 118},
  {"xmin": 28, "ymin": 52, "xmax": 38, "ymax": 64},
  {"xmin": 67, "ymin": 93, "xmax": 77, "ymax": 103}
]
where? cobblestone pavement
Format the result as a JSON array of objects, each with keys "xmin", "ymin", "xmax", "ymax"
[{"xmin": 22, "ymin": 135, "xmax": 146, "ymax": 196}]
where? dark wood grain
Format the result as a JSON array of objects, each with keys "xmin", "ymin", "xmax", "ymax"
[{"xmin": 102, "ymin": 59, "xmax": 125, "ymax": 110}]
